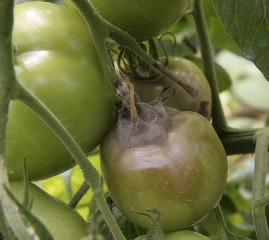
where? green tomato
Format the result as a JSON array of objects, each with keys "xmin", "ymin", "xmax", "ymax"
[
  {"xmin": 135, "ymin": 230, "xmax": 211, "ymax": 240},
  {"xmin": 121, "ymin": 57, "xmax": 212, "ymax": 119},
  {"xmin": 90, "ymin": 0, "xmax": 192, "ymax": 42},
  {"xmin": 100, "ymin": 109, "xmax": 227, "ymax": 232},
  {"xmin": 7, "ymin": 2, "xmax": 116, "ymax": 181},
  {"xmin": 9, "ymin": 181, "xmax": 89, "ymax": 240}
]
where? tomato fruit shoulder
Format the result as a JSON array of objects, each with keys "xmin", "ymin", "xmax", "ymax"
[{"xmin": 7, "ymin": 2, "xmax": 116, "ymax": 181}]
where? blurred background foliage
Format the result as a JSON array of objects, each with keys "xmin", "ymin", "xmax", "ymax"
[{"xmin": 13, "ymin": 0, "xmax": 269, "ymax": 239}]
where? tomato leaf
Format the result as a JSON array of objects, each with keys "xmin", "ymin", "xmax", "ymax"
[{"xmin": 213, "ymin": 0, "xmax": 269, "ymax": 80}]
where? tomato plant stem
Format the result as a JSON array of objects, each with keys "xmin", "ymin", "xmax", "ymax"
[
  {"xmin": 192, "ymin": 0, "xmax": 263, "ymax": 156},
  {"xmin": 0, "ymin": 1, "xmax": 34, "ymax": 239},
  {"xmin": 68, "ymin": 180, "xmax": 90, "ymax": 208},
  {"xmin": 221, "ymin": 132, "xmax": 256, "ymax": 155},
  {"xmin": 13, "ymin": 82, "xmax": 125, "ymax": 240},
  {"xmin": 252, "ymin": 129, "xmax": 269, "ymax": 239},
  {"xmin": 214, "ymin": 205, "xmax": 229, "ymax": 240},
  {"xmin": 71, "ymin": 0, "xmax": 122, "ymax": 88},
  {"xmin": 193, "ymin": 0, "xmax": 227, "ymax": 133}
]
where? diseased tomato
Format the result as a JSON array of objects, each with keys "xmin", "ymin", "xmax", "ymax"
[
  {"xmin": 7, "ymin": 2, "xmax": 117, "ymax": 181},
  {"xmin": 9, "ymin": 181, "xmax": 89, "ymax": 240},
  {"xmin": 89, "ymin": 0, "xmax": 192, "ymax": 42},
  {"xmin": 100, "ymin": 108, "xmax": 227, "ymax": 232}
]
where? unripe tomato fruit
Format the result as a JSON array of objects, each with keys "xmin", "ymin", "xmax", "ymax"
[
  {"xmin": 7, "ymin": 2, "xmax": 116, "ymax": 181},
  {"xmin": 100, "ymin": 109, "xmax": 227, "ymax": 232},
  {"xmin": 90, "ymin": 0, "xmax": 192, "ymax": 42},
  {"xmin": 122, "ymin": 57, "xmax": 212, "ymax": 119},
  {"xmin": 135, "ymin": 230, "xmax": 211, "ymax": 240},
  {"xmin": 9, "ymin": 181, "xmax": 89, "ymax": 240}
]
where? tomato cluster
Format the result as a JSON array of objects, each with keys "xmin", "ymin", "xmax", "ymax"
[{"xmin": 5, "ymin": 1, "xmax": 228, "ymax": 239}]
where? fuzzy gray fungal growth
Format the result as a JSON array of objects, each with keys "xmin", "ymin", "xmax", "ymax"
[{"xmin": 116, "ymin": 83, "xmax": 170, "ymax": 148}]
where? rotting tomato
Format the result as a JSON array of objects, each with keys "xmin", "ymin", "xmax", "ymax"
[
  {"xmin": 7, "ymin": 2, "xmax": 116, "ymax": 181},
  {"xmin": 134, "ymin": 230, "xmax": 211, "ymax": 240},
  {"xmin": 100, "ymin": 108, "xmax": 227, "ymax": 232},
  {"xmin": 9, "ymin": 181, "xmax": 89, "ymax": 240},
  {"xmin": 89, "ymin": 0, "xmax": 192, "ymax": 42},
  {"xmin": 116, "ymin": 56, "xmax": 212, "ymax": 119}
]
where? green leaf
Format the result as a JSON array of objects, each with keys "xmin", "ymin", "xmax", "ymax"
[{"xmin": 213, "ymin": 0, "xmax": 269, "ymax": 80}]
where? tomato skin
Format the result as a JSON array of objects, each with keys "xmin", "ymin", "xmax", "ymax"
[
  {"xmin": 127, "ymin": 57, "xmax": 212, "ymax": 119},
  {"xmin": 7, "ymin": 2, "xmax": 116, "ymax": 181},
  {"xmin": 90, "ymin": 0, "xmax": 192, "ymax": 42},
  {"xmin": 9, "ymin": 181, "xmax": 89, "ymax": 240},
  {"xmin": 135, "ymin": 230, "xmax": 211, "ymax": 240},
  {"xmin": 100, "ymin": 110, "xmax": 227, "ymax": 232}
]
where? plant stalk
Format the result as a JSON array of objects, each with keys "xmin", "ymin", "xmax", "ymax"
[
  {"xmin": 214, "ymin": 205, "xmax": 229, "ymax": 240},
  {"xmin": 193, "ymin": 0, "xmax": 228, "ymax": 134},
  {"xmin": 252, "ymin": 129, "xmax": 269, "ymax": 239},
  {"xmin": 68, "ymin": 180, "xmax": 90, "ymax": 208},
  {"xmin": 0, "ymin": 0, "xmax": 33, "ymax": 239}
]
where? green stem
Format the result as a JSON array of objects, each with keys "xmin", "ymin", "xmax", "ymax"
[
  {"xmin": 0, "ymin": 1, "xmax": 33, "ymax": 239},
  {"xmin": 192, "ymin": 0, "xmax": 263, "ymax": 156},
  {"xmin": 71, "ymin": 0, "xmax": 121, "ymax": 88},
  {"xmin": 68, "ymin": 180, "xmax": 90, "ymax": 208},
  {"xmin": 220, "ymin": 130, "xmax": 257, "ymax": 155},
  {"xmin": 193, "ymin": 0, "xmax": 228, "ymax": 134},
  {"xmin": 148, "ymin": 39, "xmax": 159, "ymax": 60},
  {"xmin": 255, "ymin": 195, "xmax": 269, "ymax": 209},
  {"xmin": 12, "ymin": 82, "xmax": 125, "ymax": 240},
  {"xmin": 252, "ymin": 129, "xmax": 269, "ymax": 239},
  {"xmin": 214, "ymin": 205, "xmax": 228, "ymax": 240}
]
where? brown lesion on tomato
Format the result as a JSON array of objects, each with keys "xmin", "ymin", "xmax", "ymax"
[{"xmin": 198, "ymin": 101, "xmax": 210, "ymax": 119}]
